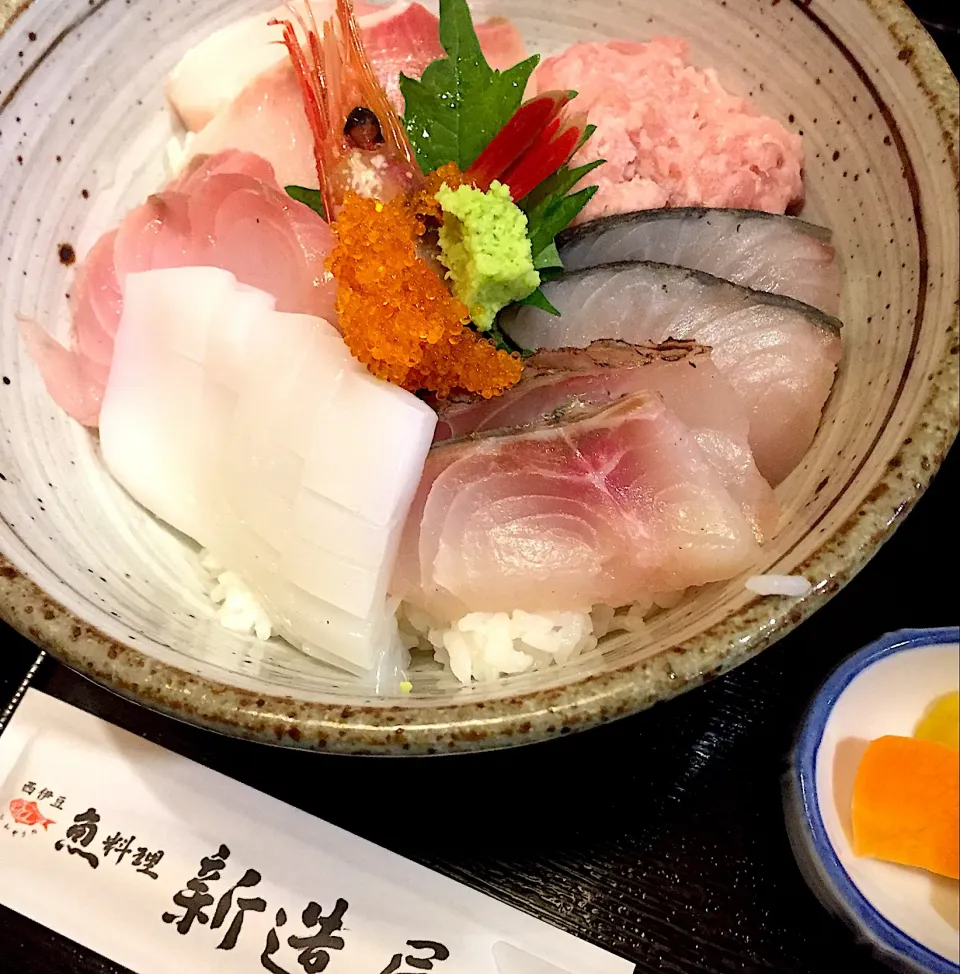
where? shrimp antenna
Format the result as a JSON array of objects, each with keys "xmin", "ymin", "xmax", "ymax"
[
  {"xmin": 269, "ymin": 7, "xmax": 336, "ymax": 219},
  {"xmin": 286, "ymin": 0, "xmax": 325, "ymax": 89}
]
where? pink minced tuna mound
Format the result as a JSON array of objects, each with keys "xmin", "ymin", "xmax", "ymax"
[{"xmin": 536, "ymin": 38, "xmax": 804, "ymax": 222}]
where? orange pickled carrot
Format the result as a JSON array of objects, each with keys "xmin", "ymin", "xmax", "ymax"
[{"xmin": 851, "ymin": 734, "xmax": 960, "ymax": 880}]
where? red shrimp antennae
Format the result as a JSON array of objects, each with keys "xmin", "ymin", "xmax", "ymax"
[{"xmin": 269, "ymin": 11, "xmax": 336, "ymax": 219}]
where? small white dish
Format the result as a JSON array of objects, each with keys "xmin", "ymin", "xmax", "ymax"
[{"xmin": 786, "ymin": 627, "xmax": 960, "ymax": 974}]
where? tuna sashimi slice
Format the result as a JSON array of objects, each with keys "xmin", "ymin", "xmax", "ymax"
[
  {"xmin": 392, "ymin": 392, "xmax": 764, "ymax": 620},
  {"xmin": 25, "ymin": 150, "xmax": 335, "ymax": 428},
  {"xmin": 500, "ymin": 262, "xmax": 842, "ymax": 485},
  {"xmin": 101, "ymin": 267, "xmax": 436, "ymax": 677},
  {"xmin": 558, "ymin": 208, "xmax": 842, "ymax": 318},
  {"xmin": 434, "ymin": 340, "xmax": 778, "ymax": 543}
]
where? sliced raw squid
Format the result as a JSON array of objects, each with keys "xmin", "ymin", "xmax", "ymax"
[
  {"xmin": 392, "ymin": 391, "xmax": 767, "ymax": 621},
  {"xmin": 433, "ymin": 340, "xmax": 778, "ymax": 543},
  {"xmin": 99, "ymin": 267, "xmax": 436, "ymax": 678},
  {"xmin": 500, "ymin": 262, "xmax": 842, "ymax": 484},
  {"xmin": 558, "ymin": 208, "xmax": 841, "ymax": 317}
]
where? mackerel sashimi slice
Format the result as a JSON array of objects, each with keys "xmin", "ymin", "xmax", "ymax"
[
  {"xmin": 500, "ymin": 262, "xmax": 842, "ymax": 484},
  {"xmin": 433, "ymin": 340, "xmax": 778, "ymax": 543},
  {"xmin": 557, "ymin": 208, "xmax": 841, "ymax": 317},
  {"xmin": 392, "ymin": 391, "xmax": 767, "ymax": 620}
]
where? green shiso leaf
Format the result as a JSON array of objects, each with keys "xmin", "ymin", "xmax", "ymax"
[
  {"xmin": 285, "ymin": 185, "xmax": 326, "ymax": 218},
  {"xmin": 532, "ymin": 239, "xmax": 563, "ymax": 271},
  {"xmin": 513, "ymin": 287, "xmax": 561, "ymax": 317},
  {"xmin": 487, "ymin": 320, "xmax": 532, "ymax": 355},
  {"xmin": 399, "ymin": 0, "xmax": 539, "ymax": 173},
  {"xmin": 522, "ymin": 159, "xmax": 604, "ymax": 254}
]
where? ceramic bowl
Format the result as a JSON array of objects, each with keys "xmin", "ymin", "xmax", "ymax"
[
  {"xmin": 785, "ymin": 628, "xmax": 960, "ymax": 973},
  {"xmin": 0, "ymin": 0, "xmax": 958, "ymax": 754}
]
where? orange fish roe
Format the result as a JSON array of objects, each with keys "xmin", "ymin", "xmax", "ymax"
[
  {"xmin": 329, "ymin": 191, "xmax": 522, "ymax": 398},
  {"xmin": 413, "ymin": 162, "xmax": 471, "ymax": 222}
]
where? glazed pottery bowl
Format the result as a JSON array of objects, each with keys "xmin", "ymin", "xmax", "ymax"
[
  {"xmin": 0, "ymin": 0, "xmax": 957, "ymax": 753},
  {"xmin": 785, "ymin": 628, "xmax": 960, "ymax": 973}
]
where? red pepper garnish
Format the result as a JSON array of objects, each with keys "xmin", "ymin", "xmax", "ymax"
[
  {"xmin": 501, "ymin": 110, "xmax": 588, "ymax": 202},
  {"xmin": 466, "ymin": 90, "xmax": 575, "ymax": 191}
]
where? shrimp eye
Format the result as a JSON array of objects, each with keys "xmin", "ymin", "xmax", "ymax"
[{"xmin": 344, "ymin": 107, "xmax": 384, "ymax": 150}]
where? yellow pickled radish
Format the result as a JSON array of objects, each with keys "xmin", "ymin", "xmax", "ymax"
[{"xmin": 914, "ymin": 691, "xmax": 960, "ymax": 750}]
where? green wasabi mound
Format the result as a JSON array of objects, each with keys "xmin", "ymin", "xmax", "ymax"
[{"xmin": 435, "ymin": 180, "xmax": 540, "ymax": 331}]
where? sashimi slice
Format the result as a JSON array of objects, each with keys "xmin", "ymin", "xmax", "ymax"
[
  {"xmin": 26, "ymin": 150, "xmax": 335, "ymax": 428},
  {"xmin": 18, "ymin": 316, "xmax": 108, "ymax": 429},
  {"xmin": 100, "ymin": 267, "xmax": 436, "ymax": 676},
  {"xmin": 184, "ymin": 60, "xmax": 320, "ymax": 191},
  {"xmin": 558, "ymin": 209, "xmax": 842, "ymax": 317},
  {"xmin": 500, "ymin": 262, "xmax": 842, "ymax": 484},
  {"xmin": 165, "ymin": 1, "xmax": 377, "ymax": 132},
  {"xmin": 392, "ymin": 392, "xmax": 764, "ymax": 620},
  {"xmin": 433, "ymin": 340, "xmax": 778, "ymax": 543},
  {"xmin": 168, "ymin": 1, "xmax": 527, "ymax": 135},
  {"xmin": 360, "ymin": 2, "xmax": 528, "ymax": 109}
]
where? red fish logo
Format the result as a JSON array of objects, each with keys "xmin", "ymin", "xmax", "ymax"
[{"xmin": 8, "ymin": 798, "xmax": 55, "ymax": 831}]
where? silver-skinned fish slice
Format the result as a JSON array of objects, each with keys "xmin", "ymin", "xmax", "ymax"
[
  {"xmin": 557, "ymin": 208, "xmax": 841, "ymax": 317},
  {"xmin": 433, "ymin": 340, "xmax": 778, "ymax": 544},
  {"xmin": 500, "ymin": 262, "xmax": 842, "ymax": 485},
  {"xmin": 392, "ymin": 391, "xmax": 768, "ymax": 620}
]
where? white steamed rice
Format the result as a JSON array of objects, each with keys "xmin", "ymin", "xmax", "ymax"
[
  {"xmin": 198, "ymin": 550, "xmax": 683, "ymax": 686},
  {"xmin": 396, "ymin": 593, "xmax": 675, "ymax": 685},
  {"xmin": 200, "ymin": 550, "xmax": 273, "ymax": 640}
]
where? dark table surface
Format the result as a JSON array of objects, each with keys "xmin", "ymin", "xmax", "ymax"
[{"xmin": 2, "ymin": 6, "xmax": 958, "ymax": 974}]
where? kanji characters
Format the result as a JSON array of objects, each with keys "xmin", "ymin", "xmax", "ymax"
[
  {"xmin": 162, "ymin": 844, "xmax": 230, "ymax": 935},
  {"xmin": 131, "ymin": 847, "xmax": 165, "ymax": 879},
  {"xmin": 54, "ymin": 808, "xmax": 101, "ymax": 869},
  {"xmin": 261, "ymin": 900, "xmax": 349, "ymax": 973},
  {"xmin": 211, "ymin": 868, "xmax": 267, "ymax": 951}
]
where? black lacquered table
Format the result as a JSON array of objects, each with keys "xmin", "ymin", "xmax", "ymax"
[{"xmin": 1, "ymin": 7, "xmax": 957, "ymax": 973}]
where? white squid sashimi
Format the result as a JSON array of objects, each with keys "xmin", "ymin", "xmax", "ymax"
[{"xmin": 100, "ymin": 267, "xmax": 437, "ymax": 677}]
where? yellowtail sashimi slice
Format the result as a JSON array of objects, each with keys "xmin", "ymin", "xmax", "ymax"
[
  {"xmin": 433, "ymin": 340, "xmax": 778, "ymax": 544},
  {"xmin": 500, "ymin": 261, "xmax": 842, "ymax": 485},
  {"xmin": 100, "ymin": 267, "xmax": 437, "ymax": 679},
  {"xmin": 392, "ymin": 393, "xmax": 765, "ymax": 621}
]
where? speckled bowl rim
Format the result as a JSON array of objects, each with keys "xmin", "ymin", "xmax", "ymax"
[{"xmin": 1, "ymin": 0, "xmax": 958, "ymax": 754}]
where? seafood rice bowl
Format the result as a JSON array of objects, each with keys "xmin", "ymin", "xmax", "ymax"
[{"xmin": 0, "ymin": 0, "xmax": 956, "ymax": 751}]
